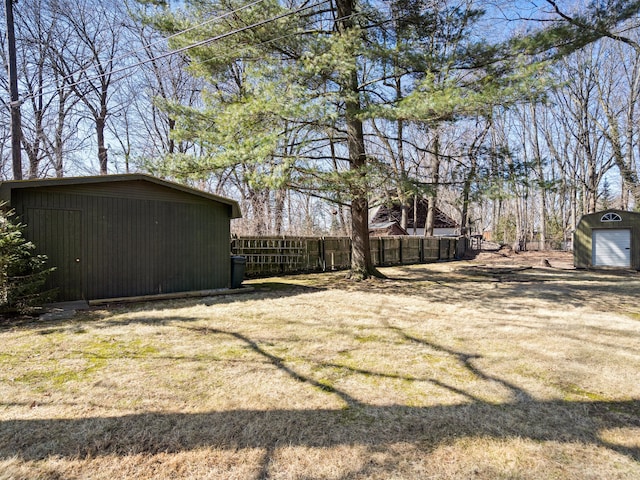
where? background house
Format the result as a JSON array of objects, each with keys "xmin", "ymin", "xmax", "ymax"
[
  {"xmin": 369, "ymin": 200, "xmax": 460, "ymax": 236},
  {"xmin": 0, "ymin": 174, "xmax": 241, "ymax": 301}
]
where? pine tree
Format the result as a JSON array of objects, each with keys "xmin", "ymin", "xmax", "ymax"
[{"xmin": 143, "ymin": 0, "xmax": 640, "ymax": 279}]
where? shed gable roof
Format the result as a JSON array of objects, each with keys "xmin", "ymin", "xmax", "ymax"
[
  {"xmin": 0, "ymin": 174, "xmax": 242, "ymax": 218},
  {"xmin": 577, "ymin": 209, "xmax": 640, "ymax": 225},
  {"xmin": 369, "ymin": 220, "xmax": 409, "ymax": 236}
]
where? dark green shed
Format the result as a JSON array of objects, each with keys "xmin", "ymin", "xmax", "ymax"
[
  {"xmin": 573, "ymin": 209, "xmax": 640, "ymax": 270},
  {"xmin": 0, "ymin": 174, "xmax": 241, "ymax": 301}
]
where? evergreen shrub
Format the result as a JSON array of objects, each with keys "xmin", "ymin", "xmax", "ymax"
[{"xmin": 0, "ymin": 204, "xmax": 55, "ymax": 314}]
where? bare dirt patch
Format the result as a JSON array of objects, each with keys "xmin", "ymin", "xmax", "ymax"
[
  {"xmin": 472, "ymin": 248, "xmax": 575, "ymax": 269},
  {"xmin": 1, "ymin": 257, "xmax": 639, "ymax": 479}
]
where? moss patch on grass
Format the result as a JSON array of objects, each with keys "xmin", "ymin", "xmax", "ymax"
[
  {"xmin": 10, "ymin": 337, "xmax": 161, "ymax": 391},
  {"xmin": 84, "ymin": 337, "xmax": 160, "ymax": 360},
  {"xmin": 626, "ymin": 312, "xmax": 640, "ymax": 321},
  {"xmin": 560, "ymin": 383, "xmax": 610, "ymax": 402}
]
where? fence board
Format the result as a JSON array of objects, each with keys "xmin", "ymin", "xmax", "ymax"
[
  {"xmin": 370, "ymin": 237, "xmax": 382, "ymax": 266},
  {"xmin": 401, "ymin": 237, "xmax": 421, "ymax": 263},
  {"xmin": 384, "ymin": 237, "xmax": 402, "ymax": 265},
  {"xmin": 424, "ymin": 237, "xmax": 440, "ymax": 261},
  {"xmin": 323, "ymin": 237, "xmax": 351, "ymax": 270}
]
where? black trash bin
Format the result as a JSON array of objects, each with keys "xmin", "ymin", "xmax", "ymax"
[{"xmin": 230, "ymin": 255, "xmax": 247, "ymax": 288}]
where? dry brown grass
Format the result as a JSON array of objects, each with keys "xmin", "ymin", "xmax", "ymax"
[{"xmin": 1, "ymin": 252, "xmax": 640, "ymax": 479}]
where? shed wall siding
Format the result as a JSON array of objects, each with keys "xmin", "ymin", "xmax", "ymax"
[{"xmin": 13, "ymin": 184, "xmax": 231, "ymax": 300}]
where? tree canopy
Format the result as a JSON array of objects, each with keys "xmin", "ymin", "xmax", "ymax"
[{"xmin": 138, "ymin": 0, "xmax": 640, "ymax": 276}]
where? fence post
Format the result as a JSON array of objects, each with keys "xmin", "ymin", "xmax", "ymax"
[{"xmin": 455, "ymin": 237, "xmax": 467, "ymax": 259}]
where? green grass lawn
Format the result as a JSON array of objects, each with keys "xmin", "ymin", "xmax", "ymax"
[{"xmin": 1, "ymin": 258, "xmax": 640, "ymax": 479}]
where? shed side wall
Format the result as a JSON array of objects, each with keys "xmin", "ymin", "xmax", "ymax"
[{"xmin": 13, "ymin": 184, "xmax": 231, "ymax": 301}]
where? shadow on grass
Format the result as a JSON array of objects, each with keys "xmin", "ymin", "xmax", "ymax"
[
  {"xmin": 0, "ymin": 400, "xmax": 640, "ymax": 454},
  {"xmin": 1, "ymin": 399, "xmax": 638, "ymax": 463},
  {"xmin": 2, "ymin": 323, "xmax": 640, "ymax": 476}
]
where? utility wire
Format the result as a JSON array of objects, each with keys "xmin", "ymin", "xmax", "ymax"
[
  {"xmin": 19, "ymin": 0, "xmax": 330, "ymax": 104},
  {"xmin": 191, "ymin": 10, "xmax": 360, "ymax": 66},
  {"xmin": 116, "ymin": 0, "xmax": 269, "ymax": 70},
  {"xmin": 14, "ymin": 0, "xmax": 268, "ymax": 103},
  {"xmin": 101, "ymin": 10, "xmax": 356, "ymax": 98}
]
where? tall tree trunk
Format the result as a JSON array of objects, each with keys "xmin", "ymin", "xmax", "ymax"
[
  {"xmin": 54, "ymin": 94, "xmax": 66, "ymax": 177},
  {"xmin": 515, "ymin": 197, "xmax": 524, "ymax": 251},
  {"xmin": 425, "ymin": 135, "xmax": 440, "ymax": 237},
  {"xmin": 492, "ymin": 199, "xmax": 500, "ymax": 242},
  {"xmin": 274, "ymin": 188, "xmax": 286, "ymax": 235},
  {"xmin": 336, "ymin": 0, "xmax": 376, "ymax": 279},
  {"xmin": 413, "ymin": 195, "xmax": 418, "ymax": 235},
  {"xmin": 397, "ymin": 119, "xmax": 409, "ymax": 230},
  {"xmin": 461, "ymin": 120, "xmax": 490, "ymax": 237},
  {"xmin": 529, "ymin": 104, "xmax": 547, "ymax": 250},
  {"xmin": 329, "ymin": 134, "xmax": 349, "ymax": 236},
  {"xmin": 461, "ymin": 155, "xmax": 476, "ymax": 237},
  {"xmin": 168, "ymin": 117, "xmax": 176, "ymax": 155},
  {"xmin": 248, "ymin": 188, "xmax": 268, "ymax": 236},
  {"xmin": 26, "ymin": 67, "xmax": 45, "ymax": 179},
  {"xmin": 97, "ymin": 116, "xmax": 108, "ymax": 175}
]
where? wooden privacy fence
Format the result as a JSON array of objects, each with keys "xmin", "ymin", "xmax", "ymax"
[{"xmin": 231, "ymin": 236, "xmax": 467, "ymax": 277}]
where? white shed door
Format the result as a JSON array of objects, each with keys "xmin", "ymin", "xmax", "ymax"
[{"xmin": 593, "ymin": 229, "xmax": 631, "ymax": 267}]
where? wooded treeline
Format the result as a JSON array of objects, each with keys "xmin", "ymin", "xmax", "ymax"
[{"xmin": 2, "ymin": 1, "xmax": 639, "ymax": 258}]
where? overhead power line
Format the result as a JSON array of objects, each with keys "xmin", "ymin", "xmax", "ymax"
[
  {"xmin": 19, "ymin": 0, "xmax": 331, "ymax": 104},
  {"xmin": 111, "ymin": 0, "xmax": 269, "ymax": 73},
  {"xmin": 191, "ymin": 10, "xmax": 360, "ymax": 66},
  {"xmin": 16, "ymin": 0, "xmax": 268, "ymax": 103}
]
